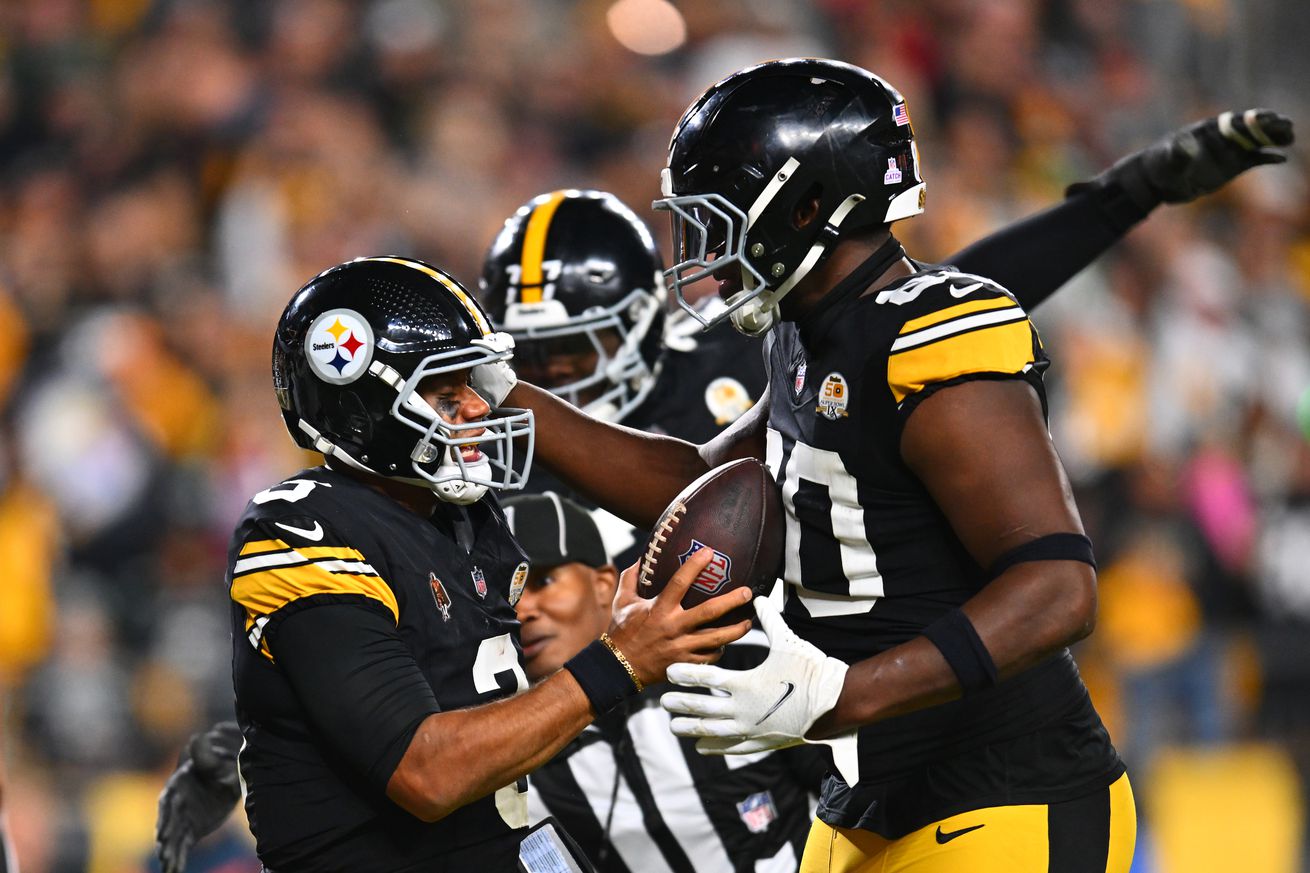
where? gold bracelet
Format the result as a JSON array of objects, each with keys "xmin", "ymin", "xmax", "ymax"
[{"xmin": 599, "ymin": 633, "xmax": 644, "ymax": 692}]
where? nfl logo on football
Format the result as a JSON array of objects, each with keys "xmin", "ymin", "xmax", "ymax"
[
  {"xmin": 736, "ymin": 791, "xmax": 777, "ymax": 834},
  {"xmin": 677, "ymin": 540, "xmax": 732, "ymax": 595}
]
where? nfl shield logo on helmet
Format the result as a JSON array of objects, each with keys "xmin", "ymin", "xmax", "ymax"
[
  {"xmin": 677, "ymin": 540, "xmax": 732, "ymax": 595},
  {"xmin": 429, "ymin": 573, "xmax": 452, "ymax": 621},
  {"xmin": 817, "ymin": 372, "xmax": 850, "ymax": 420},
  {"xmin": 736, "ymin": 791, "xmax": 777, "ymax": 834},
  {"xmin": 471, "ymin": 566, "xmax": 487, "ymax": 599}
]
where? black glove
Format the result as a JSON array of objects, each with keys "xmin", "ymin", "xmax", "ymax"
[
  {"xmin": 156, "ymin": 721, "xmax": 244, "ymax": 873},
  {"xmin": 1069, "ymin": 109, "xmax": 1295, "ymax": 211}
]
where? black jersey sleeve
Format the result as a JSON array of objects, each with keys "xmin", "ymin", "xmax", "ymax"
[
  {"xmin": 945, "ymin": 187, "xmax": 1146, "ymax": 312},
  {"xmin": 264, "ymin": 602, "xmax": 441, "ymax": 798}
]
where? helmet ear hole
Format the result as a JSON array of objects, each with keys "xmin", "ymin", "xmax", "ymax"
[
  {"xmin": 336, "ymin": 390, "xmax": 373, "ymax": 442},
  {"xmin": 791, "ymin": 183, "xmax": 824, "ymax": 229}
]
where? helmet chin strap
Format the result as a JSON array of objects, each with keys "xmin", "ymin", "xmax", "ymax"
[
  {"xmin": 301, "ymin": 419, "xmax": 490, "ymax": 505},
  {"xmin": 728, "ymin": 193, "xmax": 866, "ymax": 337}
]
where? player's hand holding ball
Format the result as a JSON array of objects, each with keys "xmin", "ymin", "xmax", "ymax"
[{"xmin": 607, "ymin": 547, "xmax": 754, "ymax": 687}]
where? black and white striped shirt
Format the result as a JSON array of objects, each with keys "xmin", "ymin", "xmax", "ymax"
[{"xmin": 527, "ymin": 629, "xmax": 823, "ymax": 873}]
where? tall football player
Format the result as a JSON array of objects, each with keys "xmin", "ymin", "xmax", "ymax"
[{"xmin": 473, "ymin": 60, "xmax": 1294, "ymax": 873}]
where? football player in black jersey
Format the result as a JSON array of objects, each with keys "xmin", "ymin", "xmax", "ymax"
[
  {"xmin": 155, "ymin": 105, "xmax": 1294, "ymax": 871},
  {"xmin": 476, "ymin": 61, "xmax": 1295, "ymax": 873},
  {"xmin": 221, "ymin": 256, "xmax": 750, "ymax": 873}
]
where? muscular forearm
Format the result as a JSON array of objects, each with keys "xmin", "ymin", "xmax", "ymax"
[
  {"xmin": 809, "ymin": 561, "xmax": 1094, "ymax": 738},
  {"xmin": 388, "ymin": 669, "xmax": 593, "ymax": 821},
  {"xmin": 508, "ymin": 381, "xmax": 709, "ymax": 528}
]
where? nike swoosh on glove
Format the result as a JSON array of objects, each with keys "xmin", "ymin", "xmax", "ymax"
[
  {"xmin": 468, "ymin": 331, "xmax": 518, "ymax": 408},
  {"xmin": 661, "ymin": 597, "xmax": 848, "ymax": 755},
  {"xmin": 1069, "ymin": 109, "xmax": 1294, "ymax": 210}
]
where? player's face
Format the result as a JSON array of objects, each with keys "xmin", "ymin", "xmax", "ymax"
[
  {"xmin": 515, "ymin": 561, "xmax": 615, "ymax": 680},
  {"xmin": 513, "ymin": 330, "xmax": 622, "ymax": 408},
  {"xmin": 418, "ymin": 368, "xmax": 490, "ymax": 463}
]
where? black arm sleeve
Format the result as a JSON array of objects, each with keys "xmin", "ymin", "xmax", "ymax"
[
  {"xmin": 266, "ymin": 600, "xmax": 441, "ymax": 796},
  {"xmin": 947, "ymin": 185, "xmax": 1151, "ymax": 312}
]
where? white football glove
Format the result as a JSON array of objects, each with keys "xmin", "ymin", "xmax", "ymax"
[
  {"xmin": 468, "ymin": 331, "xmax": 518, "ymax": 408},
  {"xmin": 662, "ymin": 597, "xmax": 848, "ymax": 755}
]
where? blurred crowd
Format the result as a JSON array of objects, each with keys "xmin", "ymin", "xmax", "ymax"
[{"xmin": 0, "ymin": 1, "xmax": 1306, "ymax": 871}]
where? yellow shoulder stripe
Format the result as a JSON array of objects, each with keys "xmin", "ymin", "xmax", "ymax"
[
  {"xmin": 888, "ymin": 319, "xmax": 1036, "ymax": 405},
  {"xmin": 232, "ymin": 562, "xmax": 399, "ymax": 624},
  {"xmin": 239, "ymin": 538, "xmax": 365, "ymax": 563},
  {"xmin": 900, "ymin": 294, "xmax": 1017, "ymax": 336},
  {"xmin": 240, "ymin": 538, "xmax": 285, "ymax": 556}
]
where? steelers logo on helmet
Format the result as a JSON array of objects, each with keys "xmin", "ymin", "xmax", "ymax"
[{"xmin": 305, "ymin": 308, "xmax": 375, "ymax": 385}]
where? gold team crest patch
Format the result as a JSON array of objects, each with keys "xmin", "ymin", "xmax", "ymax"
[
  {"xmin": 508, "ymin": 562, "xmax": 529, "ymax": 607},
  {"xmin": 704, "ymin": 377, "xmax": 753, "ymax": 426},
  {"xmin": 817, "ymin": 372, "xmax": 850, "ymax": 420}
]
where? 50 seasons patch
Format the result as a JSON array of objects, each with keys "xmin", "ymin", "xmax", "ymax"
[{"xmin": 817, "ymin": 372, "xmax": 850, "ymax": 420}]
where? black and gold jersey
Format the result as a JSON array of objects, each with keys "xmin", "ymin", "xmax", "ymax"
[
  {"xmin": 229, "ymin": 466, "xmax": 531, "ymax": 872},
  {"xmin": 764, "ymin": 265, "xmax": 1122, "ymax": 837}
]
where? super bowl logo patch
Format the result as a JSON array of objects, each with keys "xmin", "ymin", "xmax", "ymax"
[
  {"xmin": 508, "ymin": 562, "xmax": 529, "ymax": 607},
  {"xmin": 429, "ymin": 572, "xmax": 452, "ymax": 621},
  {"xmin": 471, "ymin": 565, "xmax": 487, "ymax": 599},
  {"xmin": 817, "ymin": 372, "xmax": 850, "ymax": 420},
  {"xmin": 677, "ymin": 539, "xmax": 732, "ymax": 595},
  {"xmin": 305, "ymin": 308, "xmax": 374, "ymax": 385},
  {"xmin": 793, "ymin": 361, "xmax": 807, "ymax": 397},
  {"xmin": 736, "ymin": 791, "xmax": 777, "ymax": 834},
  {"xmin": 704, "ymin": 377, "xmax": 753, "ymax": 426}
]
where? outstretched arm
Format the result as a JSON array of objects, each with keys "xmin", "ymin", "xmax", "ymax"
[
  {"xmin": 497, "ymin": 378, "xmax": 770, "ymax": 530},
  {"xmin": 949, "ymin": 109, "xmax": 1294, "ymax": 311}
]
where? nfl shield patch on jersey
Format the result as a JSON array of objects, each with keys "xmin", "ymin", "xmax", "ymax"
[{"xmin": 736, "ymin": 791, "xmax": 777, "ymax": 834}]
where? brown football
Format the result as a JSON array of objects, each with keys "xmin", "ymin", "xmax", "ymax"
[{"xmin": 637, "ymin": 458, "xmax": 784, "ymax": 627}]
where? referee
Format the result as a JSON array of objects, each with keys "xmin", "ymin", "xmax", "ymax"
[{"xmin": 505, "ymin": 492, "xmax": 824, "ymax": 873}]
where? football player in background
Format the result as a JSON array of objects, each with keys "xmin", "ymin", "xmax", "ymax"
[
  {"xmin": 156, "ymin": 101, "xmax": 1293, "ymax": 870},
  {"xmin": 217, "ymin": 256, "xmax": 749, "ymax": 872},
  {"xmin": 474, "ymin": 59, "xmax": 1295, "ymax": 873}
]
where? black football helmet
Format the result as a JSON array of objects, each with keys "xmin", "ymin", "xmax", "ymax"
[
  {"xmin": 273, "ymin": 256, "xmax": 534, "ymax": 504},
  {"xmin": 479, "ymin": 189, "xmax": 665, "ymax": 423},
  {"xmin": 654, "ymin": 58, "xmax": 925, "ymax": 336}
]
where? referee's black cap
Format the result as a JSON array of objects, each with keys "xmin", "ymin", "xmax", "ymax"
[{"xmin": 503, "ymin": 492, "xmax": 611, "ymax": 568}]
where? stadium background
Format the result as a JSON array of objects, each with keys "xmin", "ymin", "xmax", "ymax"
[{"xmin": 0, "ymin": 0, "xmax": 1306, "ymax": 870}]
